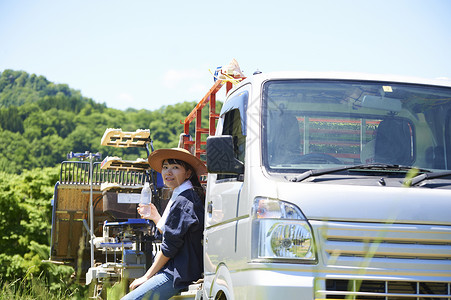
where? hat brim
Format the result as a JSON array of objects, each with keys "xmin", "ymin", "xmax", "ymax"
[{"xmin": 148, "ymin": 148, "xmax": 207, "ymax": 176}]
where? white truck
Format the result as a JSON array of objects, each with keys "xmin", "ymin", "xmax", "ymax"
[
  {"xmin": 195, "ymin": 70, "xmax": 451, "ymax": 299},
  {"xmin": 51, "ymin": 67, "xmax": 451, "ymax": 299}
]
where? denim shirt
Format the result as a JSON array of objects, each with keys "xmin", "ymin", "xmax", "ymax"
[
  {"xmin": 158, "ymin": 188, "xmax": 204, "ymax": 289},
  {"xmin": 156, "ymin": 180, "xmax": 193, "ymax": 232}
]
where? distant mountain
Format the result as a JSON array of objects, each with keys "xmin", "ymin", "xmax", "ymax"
[
  {"xmin": 0, "ymin": 69, "xmax": 215, "ymax": 174},
  {"xmin": 0, "ymin": 69, "xmax": 95, "ymax": 108}
]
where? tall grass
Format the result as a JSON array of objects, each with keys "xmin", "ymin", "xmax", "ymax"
[{"xmin": 0, "ymin": 273, "xmax": 87, "ymax": 300}]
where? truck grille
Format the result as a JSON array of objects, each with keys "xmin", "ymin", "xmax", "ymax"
[
  {"xmin": 318, "ymin": 222, "xmax": 451, "ymax": 263},
  {"xmin": 318, "ymin": 279, "xmax": 451, "ymax": 299},
  {"xmin": 313, "ymin": 221, "xmax": 451, "ymax": 299}
]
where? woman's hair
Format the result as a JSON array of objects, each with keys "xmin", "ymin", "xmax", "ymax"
[{"xmin": 165, "ymin": 158, "xmax": 205, "ymax": 202}]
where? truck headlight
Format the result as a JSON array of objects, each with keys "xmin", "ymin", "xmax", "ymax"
[{"xmin": 251, "ymin": 197, "xmax": 316, "ymax": 262}]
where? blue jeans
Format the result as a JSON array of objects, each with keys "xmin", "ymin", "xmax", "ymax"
[{"xmin": 120, "ymin": 271, "xmax": 184, "ymax": 300}]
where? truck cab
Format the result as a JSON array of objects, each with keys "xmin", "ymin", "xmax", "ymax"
[{"xmin": 203, "ymin": 72, "xmax": 451, "ymax": 299}]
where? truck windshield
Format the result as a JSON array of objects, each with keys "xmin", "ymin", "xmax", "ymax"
[{"xmin": 262, "ymin": 79, "xmax": 451, "ymax": 173}]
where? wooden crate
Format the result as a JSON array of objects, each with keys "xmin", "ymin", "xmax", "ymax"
[{"xmin": 51, "ymin": 184, "xmax": 107, "ymax": 262}]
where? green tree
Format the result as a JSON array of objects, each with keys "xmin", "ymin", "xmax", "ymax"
[
  {"xmin": 0, "ymin": 168, "xmax": 85, "ymax": 297},
  {"xmin": 0, "ymin": 106, "xmax": 24, "ymax": 133},
  {"xmin": 0, "ymin": 69, "xmax": 223, "ymax": 173},
  {"xmin": 0, "ymin": 131, "xmax": 34, "ymax": 173}
]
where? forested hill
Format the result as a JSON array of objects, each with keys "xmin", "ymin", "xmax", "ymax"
[
  {"xmin": 0, "ymin": 69, "xmax": 93, "ymax": 108},
  {"xmin": 0, "ymin": 69, "xmax": 213, "ymax": 174}
]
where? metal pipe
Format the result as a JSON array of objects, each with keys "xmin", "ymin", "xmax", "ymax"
[{"xmin": 89, "ymin": 153, "xmax": 94, "ymax": 268}]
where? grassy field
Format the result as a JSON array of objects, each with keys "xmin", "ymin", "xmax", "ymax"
[
  {"xmin": 0, "ymin": 276, "xmax": 87, "ymax": 300},
  {"xmin": 0, "ymin": 275, "xmax": 131, "ymax": 300}
]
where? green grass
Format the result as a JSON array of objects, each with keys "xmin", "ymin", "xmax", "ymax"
[
  {"xmin": 0, "ymin": 274, "xmax": 87, "ymax": 300},
  {"xmin": 0, "ymin": 275, "xmax": 131, "ymax": 300}
]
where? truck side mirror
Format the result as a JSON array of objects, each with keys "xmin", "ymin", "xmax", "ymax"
[{"xmin": 206, "ymin": 135, "xmax": 244, "ymax": 174}]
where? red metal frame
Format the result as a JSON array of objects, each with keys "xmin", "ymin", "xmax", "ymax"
[{"xmin": 182, "ymin": 78, "xmax": 242, "ymax": 160}]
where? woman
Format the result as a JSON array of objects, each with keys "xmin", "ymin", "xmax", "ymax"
[{"xmin": 121, "ymin": 148, "xmax": 206, "ymax": 300}]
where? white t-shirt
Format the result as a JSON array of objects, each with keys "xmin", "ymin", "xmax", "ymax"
[{"xmin": 156, "ymin": 180, "xmax": 193, "ymax": 232}]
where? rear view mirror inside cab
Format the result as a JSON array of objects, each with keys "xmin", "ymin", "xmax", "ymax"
[{"xmin": 362, "ymin": 95, "xmax": 402, "ymax": 112}]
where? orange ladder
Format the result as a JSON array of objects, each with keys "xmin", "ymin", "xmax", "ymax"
[{"xmin": 181, "ymin": 78, "xmax": 241, "ymax": 160}]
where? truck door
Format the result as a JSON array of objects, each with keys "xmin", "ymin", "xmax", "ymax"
[{"xmin": 204, "ymin": 90, "xmax": 248, "ymax": 292}]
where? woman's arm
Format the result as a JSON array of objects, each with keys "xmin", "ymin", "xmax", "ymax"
[{"xmin": 129, "ymin": 251, "xmax": 170, "ymax": 290}]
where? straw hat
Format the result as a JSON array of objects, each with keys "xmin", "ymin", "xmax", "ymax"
[{"xmin": 148, "ymin": 148, "xmax": 207, "ymax": 176}]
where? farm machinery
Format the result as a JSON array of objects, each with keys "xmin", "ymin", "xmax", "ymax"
[{"xmin": 49, "ymin": 129, "xmax": 169, "ymax": 297}]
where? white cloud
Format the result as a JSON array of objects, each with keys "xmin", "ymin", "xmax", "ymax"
[
  {"xmin": 158, "ymin": 67, "xmax": 230, "ymax": 105},
  {"xmin": 188, "ymin": 83, "xmax": 209, "ymax": 94},
  {"xmin": 110, "ymin": 92, "xmax": 138, "ymax": 110},
  {"xmin": 118, "ymin": 92, "xmax": 134, "ymax": 103},
  {"xmin": 163, "ymin": 69, "xmax": 207, "ymax": 88}
]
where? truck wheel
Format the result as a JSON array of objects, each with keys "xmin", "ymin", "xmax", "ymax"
[{"xmin": 215, "ymin": 291, "xmax": 227, "ymax": 300}]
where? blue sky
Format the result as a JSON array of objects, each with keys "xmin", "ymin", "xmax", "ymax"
[{"xmin": 1, "ymin": 0, "xmax": 450, "ymax": 111}]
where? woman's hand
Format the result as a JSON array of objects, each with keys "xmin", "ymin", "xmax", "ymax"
[
  {"xmin": 138, "ymin": 203, "xmax": 161, "ymax": 223},
  {"xmin": 129, "ymin": 252, "xmax": 170, "ymax": 292},
  {"xmin": 129, "ymin": 275, "xmax": 148, "ymax": 290}
]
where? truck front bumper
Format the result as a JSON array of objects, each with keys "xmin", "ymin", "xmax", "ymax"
[{"xmin": 231, "ymin": 269, "xmax": 314, "ymax": 300}]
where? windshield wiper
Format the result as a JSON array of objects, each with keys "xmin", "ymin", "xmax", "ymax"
[
  {"xmin": 404, "ymin": 170, "xmax": 451, "ymax": 187},
  {"xmin": 289, "ymin": 164, "xmax": 424, "ymax": 183}
]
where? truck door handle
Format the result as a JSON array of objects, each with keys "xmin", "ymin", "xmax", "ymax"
[{"xmin": 207, "ymin": 202, "xmax": 213, "ymax": 214}]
